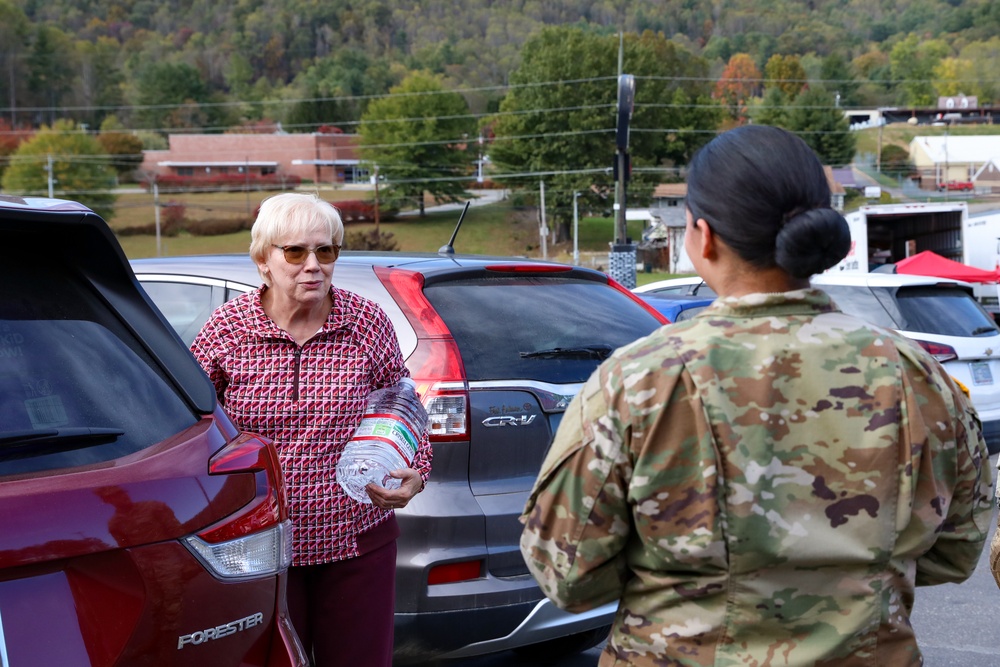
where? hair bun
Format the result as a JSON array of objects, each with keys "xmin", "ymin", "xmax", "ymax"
[{"xmin": 774, "ymin": 208, "xmax": 852, "ymax": 279}]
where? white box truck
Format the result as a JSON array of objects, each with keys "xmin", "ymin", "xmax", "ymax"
[{"xmin": 828, "ymin": 201, "xmax": 1000, "ymax": 317}]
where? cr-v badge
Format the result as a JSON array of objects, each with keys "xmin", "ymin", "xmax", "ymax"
[{"xmin": 482, "ymin": 415, "xmax": 537, "ymax": 427}]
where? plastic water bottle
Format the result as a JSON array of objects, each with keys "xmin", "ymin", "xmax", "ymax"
[{"xmin": 336, "ymin": 378, "xmax": 428, "ymax": 504}]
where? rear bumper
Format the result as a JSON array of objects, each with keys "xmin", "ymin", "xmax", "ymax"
[{"xmin": 393, "ymin": 598, "xmax": 617, "ymax": 664}]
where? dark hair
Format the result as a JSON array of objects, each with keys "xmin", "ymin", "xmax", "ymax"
[{"xmin": 685, "ymin": 125, "xmax": 851, "ymax": 279}]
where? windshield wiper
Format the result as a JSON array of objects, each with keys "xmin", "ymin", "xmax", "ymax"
[
  {"xmin": 520, "ymin": 344, "xmax": 614, "ymax": 360},
  {"xmin": 971, "ymin": 326, "xmax": 997, "ymax": 336},
  {"xmin": 0, "ymin": 427, "xmax": 125, "ymax": 460}
]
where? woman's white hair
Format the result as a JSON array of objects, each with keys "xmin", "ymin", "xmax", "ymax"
[{"xmin": 249, "ymin": 192, "xmax": 344, "ymax": 285}]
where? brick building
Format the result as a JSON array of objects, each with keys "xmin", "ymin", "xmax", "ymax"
[{"xmin": 140, "ymin": 130, "xmax": 366, "ymax": 186}]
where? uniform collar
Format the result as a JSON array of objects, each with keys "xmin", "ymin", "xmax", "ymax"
[{"xmin": 710, "ymin": 288, "xmax": 838, "ymax": 318}]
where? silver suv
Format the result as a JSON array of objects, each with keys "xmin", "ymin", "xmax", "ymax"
[{"xmin": 130, "ymin": 251, "xmax": 667, "ymax": 663}]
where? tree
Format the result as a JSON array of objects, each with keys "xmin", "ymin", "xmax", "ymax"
[
  {"xmin": 763, "ymin": 54, "xmax": 807, "ymax": 98},
  {"xmin": 489, "ymin": 27, "xmax": 720, "ymax": 241},
  {"xmin": 879, "ymin": 144, "xmax": 912, "ymax": 178},
  {"xmin": 285, "ymin": 51, "xmax": 395, "ymax": 130},
  {"xmin": 358, "ymin": 71, "xmax": 475, "ymax": 215},
  {"xmin": 785, "ymin": 88, "xmax": 856, "ymax": 167},
  {"xmin": 0, "ymin": 0, "xmax": 30, "ymax": 123},
  {"xmin": 97, "ymin": 116, "xmax": 145, "ymax": 180},
  {"xmin": 130, "ymin": 61, "xmax": 210, "ymax": 131},
  {"xmin": 2, "ymin": 119, "xmax": 118, "ymax": 220},
  {"xmin": 714, "ymin": 53, "xmax": 761, "ymax": 123},
  {"xmin": 26, "ymin": 25, "xmax": 75, "ymax": 125},
  {"xmin": 890, "ymin": 34, "xmax": 950, "ymax": 107},
  {"xmin": 819, "ymin": 53, "xmax": 860, "ymax": 107},
  {"xmin": 751, "ymin": 87, "xmax": 791, "ymax": 127}
]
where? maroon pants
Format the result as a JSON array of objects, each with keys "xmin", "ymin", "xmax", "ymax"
[{"xmin": 286, "ymin": 538, "xmax": 397, "ymax": 667}]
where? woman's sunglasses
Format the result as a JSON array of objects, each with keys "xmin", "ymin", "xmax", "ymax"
[{"xmin": 272, "ymin": 244, "xmax": 341, "ymax": 264}]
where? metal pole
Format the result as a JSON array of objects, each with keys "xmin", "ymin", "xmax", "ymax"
[
  {"xmin": 153, "ymin": 179, "xmax": 162, "ymax": 257},
  {"xmin": 573, "ymin": 191, "xmax": 580, "ymax": 266},
  {"xmin": 539, "ymin": 180, "xmax": 548, "ymax": 260},
  {"xmin": 245, "ymin": 157, "xmax": 250, "ymax": 215},
  {"xmin": 374, "ymin": 165, "xmax": 380, "ymax": 234},
  {"xmin": 47, "ymin": 154, "xmax": 54, "ymax": 197}
]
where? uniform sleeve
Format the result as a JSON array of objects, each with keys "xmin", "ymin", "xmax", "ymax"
[
  {"xmin": 363, "ymin": 302, "xmax": 432, "ymax": 486},
  {"xmin": 189, "ymin": 307, "xmax": 232, "ymax": 404},
  {"xmin": 916, "ymin": 377, "xmax": 993, "ymax": 586},
  {"xmin": 519, "ymin": 362, "xmax": 632, "ymax": 612},
  {"xmin": 991, "ymin": 467, "xmax": 1000, "ymax": 589}
]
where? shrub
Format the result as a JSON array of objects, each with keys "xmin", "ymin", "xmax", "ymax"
[
  {"xmin": 186, "ymin": 217, "xmax": 253, "ymax": 236},
  {"xmin": 343, "ymin": 229, "xmax": 399, "ymax": 251}
]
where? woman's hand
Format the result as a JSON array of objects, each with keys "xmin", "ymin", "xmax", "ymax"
[{"xmin": 366, "ymin": 467, "xmax": 423, "ymax": 510}]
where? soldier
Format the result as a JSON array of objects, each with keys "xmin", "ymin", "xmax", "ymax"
[{"xmin": 520, "ymin": 125, "xmax": 993, "ymax": 666}]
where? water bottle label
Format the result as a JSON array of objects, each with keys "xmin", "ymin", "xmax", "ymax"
[{"xmin": 350, "ymin": 413, "xmax": 419, "ymax": 462}]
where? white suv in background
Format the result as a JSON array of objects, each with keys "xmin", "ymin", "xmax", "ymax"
[{"xmin": 812, "ymin": 272, "xmax": 1000, "ymax": 454}]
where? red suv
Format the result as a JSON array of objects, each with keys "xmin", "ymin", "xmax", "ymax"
[{"xmin": 0, "ymin": 195, "xmax": 306, "ymax": 666}]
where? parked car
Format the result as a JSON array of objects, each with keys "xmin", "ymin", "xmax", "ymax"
[
  {"xmin": 635, "ymin": 293, "xmax": 715, "ymax": 322},
  {"xmin": 938, "ymin": 180, "xmax": 974, "ymax": 192},
  {"xmin": 634, "ymin": 275, "xmax": 717, "ymax": 298},
  {"xmin": 130, "ymin": 251, "xmax": 668, "ymax": 664},
  {"xmin": 0, "ymin": 196, "xmax": 305, "ymax": 666}
]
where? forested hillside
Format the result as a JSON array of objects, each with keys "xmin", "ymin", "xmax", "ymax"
[{"xmin": 2, "ymin": 0, "xmax": 999, "ymax": 137}]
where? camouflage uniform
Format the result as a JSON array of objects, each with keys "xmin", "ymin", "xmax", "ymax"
[{"xmin": 521, "ymin": 290, "xmax": 992, "ymax": 666}]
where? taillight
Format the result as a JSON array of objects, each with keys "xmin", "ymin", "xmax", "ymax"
[
  {"xmin": 376, "ymin": 267, "xmax": 469, "ymax": 441},
  {"xmin": 607, "ymin": 276, "xmax": 670, "ymax": 324},
  {"xmin": 913, "ymin": 339, "xmax": 959, "ymax": 363},
  {"xmin": 428, "ymin": 559, "xmax": 483, "ymax": 585},
  {"xmin": 183, "ymin": 432, "xmax": 293, "ymax": 579}
]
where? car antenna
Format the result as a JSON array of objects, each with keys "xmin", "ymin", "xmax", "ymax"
[{"xmin": 438, "ymin": 202, "xmax": 471, "ymax": 255}]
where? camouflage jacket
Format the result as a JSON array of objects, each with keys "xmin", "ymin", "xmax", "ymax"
[{"xmin": 521, "ymin": 290, "xmax": 992, "ymax": 667}]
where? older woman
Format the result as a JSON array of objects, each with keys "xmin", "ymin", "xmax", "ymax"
[
  {"xmin": 520, "ymin": 125, "xmax": 992, "ymax": 666},
  {"xmin": 191, "ymin": 192, "xmax": 431, "ymax": 666}
]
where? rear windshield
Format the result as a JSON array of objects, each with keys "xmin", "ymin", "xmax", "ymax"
[
  {"xmin": 1, "ymin": 261, "xmax": 197, "ymax": 476},
  {"xmin": 892, "ymin": 286, "xmax": 999, "ymax": 337},
  {"xmin": 822, "ymin": 283, "xmax": 1000, "ymax": 337},
  {"xmin": 424, "ymin": 276, "xmax": 663, "ymax": 383}
]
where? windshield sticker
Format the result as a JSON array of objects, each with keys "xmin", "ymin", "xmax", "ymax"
[{"xmin": 26, "ymin": 395, "xmax": 68, "ymax": 428}]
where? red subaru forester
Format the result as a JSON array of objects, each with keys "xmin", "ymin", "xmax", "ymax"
[{"xmin": 0, "ymin": 194, "xmax": 307, "ymax": 666}]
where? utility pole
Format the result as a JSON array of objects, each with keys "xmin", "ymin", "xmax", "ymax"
[
  {"xmin": 153, "ymin": 176, "xmax": 162, "ymax": 257},
  {"xmin": 610, "ymin": 66, "xmax": 636, "ymax": 288},
  {"xmin": 477, "ymin": 134, "xmax": 484, "ymax": 184},
  {"xmin": 45, "ymin": 154, "xmax": 55, "ymax": 197},
  {"xmin": 373, "ymin": 165, "xmax": 380, "ymax": 234},
  {"xmin": 573, "ymin": 191, "xmax": 580, "ymax": 266},
  {"xmin": 244, "ymin": 156, "xmax": 250, "ymax": 215},
  {"xmin": 539, "ymin": 180, "xmax": 548, "ymax": 260}
]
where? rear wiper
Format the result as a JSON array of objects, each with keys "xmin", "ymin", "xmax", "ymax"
[
  {"xmin": 971, "ymin": 326, "xmax": 997, "ymax": 336},
  {"xmin": 520, "ymin": 344, "xmax": 614, "ymax": 360},
  {"xmin": 0, "ymin": 427, "xmax": 125, "ymax": 460}
]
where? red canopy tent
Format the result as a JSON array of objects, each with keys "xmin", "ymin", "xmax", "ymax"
[{"xmin": 894, "ymin": 250, "xmax": 999, "ymax": 283}]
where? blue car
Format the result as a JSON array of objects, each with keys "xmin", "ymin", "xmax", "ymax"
[{"xmin": 636, "ymin": 293, "xmax": 715, "ymax": 323}]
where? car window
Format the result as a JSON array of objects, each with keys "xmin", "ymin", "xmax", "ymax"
[
  {"xmin": 424, "ymin": 277, "xmax": 662, "ymax": 383},
  {"xmin": 1, "ymin": 266, "xmax": 197, "ymax": 476},
  {"xmin": 140, "ymin": 281, "xmax": 223, "ymax": 346},
  {"xmin": 891, "ymin": 286, "xmax": 1000, "ymax": 337},
  {"xmin": 817, "ymin": 284, "xmax": 898, "ymax": 329}
]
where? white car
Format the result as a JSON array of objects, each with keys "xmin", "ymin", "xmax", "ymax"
[
  {"xmin": 636, "ymin": 273, "xmax": 1000, "ymax": 453},
  {"xmin": 634, "ymin": 275, "xmax": 716, "ymax": 297}
]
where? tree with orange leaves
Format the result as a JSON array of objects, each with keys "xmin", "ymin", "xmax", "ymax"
[{"xmin": 713, "ymin": 53, "xmax": 761, "ymax": 124}]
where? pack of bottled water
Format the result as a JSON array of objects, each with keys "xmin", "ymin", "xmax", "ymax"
[{"xmin": 336, "ymin": 377, "xmax": 428, "ymax": 504}]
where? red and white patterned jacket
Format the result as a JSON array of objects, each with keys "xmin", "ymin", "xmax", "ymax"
[{"xmin": 191, "ymin": 285, "xmax": 433, "ymax": 565}]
